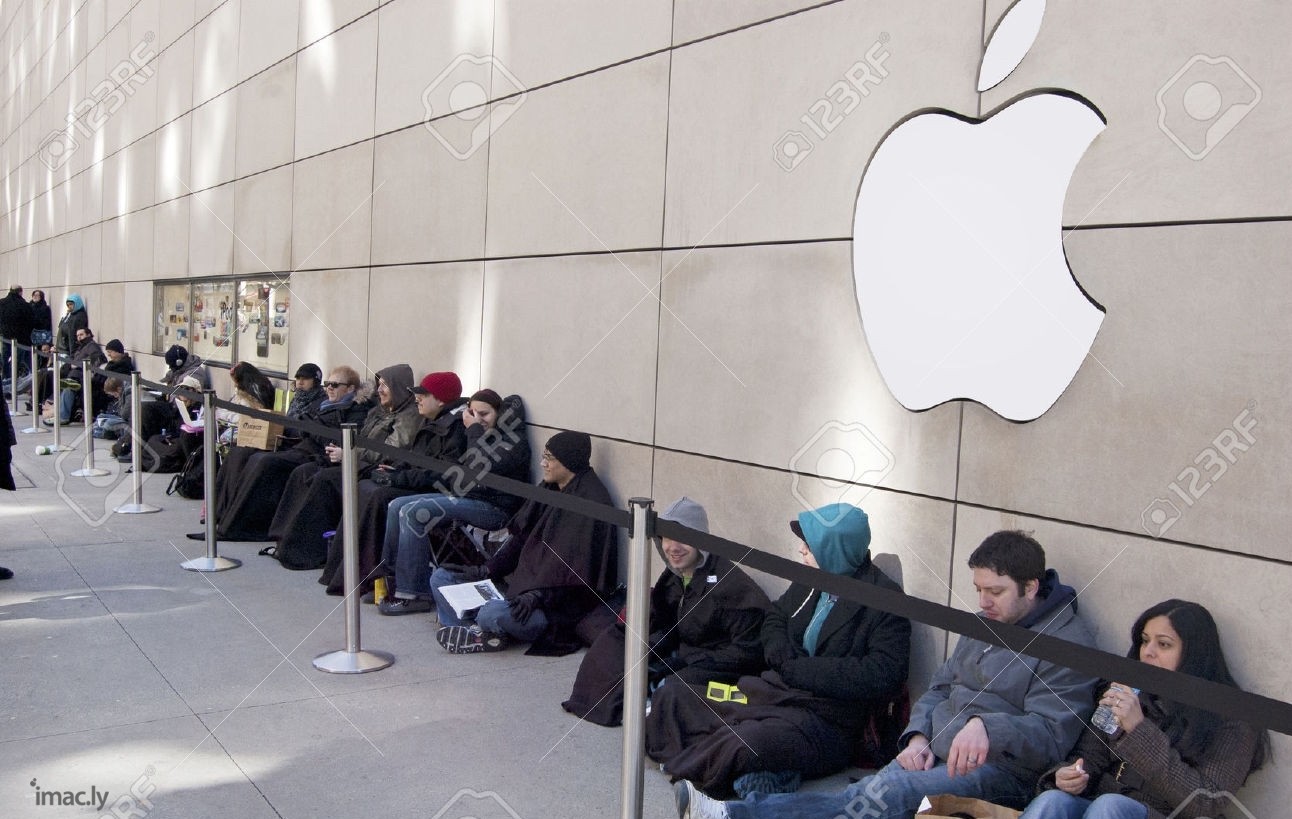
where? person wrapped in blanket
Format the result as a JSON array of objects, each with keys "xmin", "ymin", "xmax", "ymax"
[
  {"xmin": 430, "ymin": 430, "xmax": 618, "ymax": 655},
  {"xmin": 562, "ymin": 496, "xmax": 770, "ymax": 727}
]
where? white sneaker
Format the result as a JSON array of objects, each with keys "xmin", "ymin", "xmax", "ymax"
[{"xmin": 674, "ymin": 780, "xmax": 729, "ymax": 819}]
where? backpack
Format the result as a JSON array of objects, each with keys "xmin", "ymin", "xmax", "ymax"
[
  {"xmin": 855, "ymin": 683, "xmax": 912, "ymax": 769},
  {"xmin": 167, "ymin": 445, "xmax": 215, "ymax": 499},
  {"xmin": 140, "ymin": 432, "xmax": 186, "ymax": 473}
]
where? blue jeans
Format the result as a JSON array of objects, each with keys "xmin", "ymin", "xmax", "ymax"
[
  {"xmin": 726, "ymin": 760, "xmax": 1032, "ymax": 819},
  {"xmin": 429, "ymin": 567, "xmax": 548, "ymax": 642},
  {"xmin": 59, "ymin": 386, "xmax": 79, "ymax": 423},
  {"xmin": 381, "ymin": 494, "xmax": 508, "ymax": 598},
  {"xmin": 1020, "ymin": 790, "xmax": 1147, "ymax": 819}
]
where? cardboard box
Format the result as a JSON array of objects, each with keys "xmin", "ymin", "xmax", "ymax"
[
  {"xmin": 237, "ymin": 416, "xmax": 284, "ymax": 451},
  {"xmin": 916, "ymin": 795, "xmax": 1022, "ymax": 819}
]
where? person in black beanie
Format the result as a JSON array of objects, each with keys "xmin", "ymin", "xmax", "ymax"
[
  {"xmin": 432, "ymin": 430, "xmax": 619, "ymax": 655},
  {"xmin": 161, "ymin": 344, "xmax": 209, "ymax": 389},
  {"xmin": 103, "ymin": 339, "xmax": 134, "ymax": 376}
]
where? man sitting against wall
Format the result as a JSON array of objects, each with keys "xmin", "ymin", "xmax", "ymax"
[
  {"xmin": 46, "ymin": 327, "xmax": 105, "ymax": 426},
  {"xmin": 431, "ymin": 430, "xmax": 619, "ymax": 655},
  {"xmin": 563, "ymin": 496, "xmax": 770, "ymax": 727}
]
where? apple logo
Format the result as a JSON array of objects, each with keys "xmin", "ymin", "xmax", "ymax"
[{"xmin": 852, "ymin": 0, "xmax": 1106, "ymax": 422}]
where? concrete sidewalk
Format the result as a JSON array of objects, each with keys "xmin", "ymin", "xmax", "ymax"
[{"xmin": 1, "ymin": 432, "xmax": 695, "ymax": 819}]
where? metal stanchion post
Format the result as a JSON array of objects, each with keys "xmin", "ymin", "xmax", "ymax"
[
  {"xmin": 70, "ymin": 359, "xmax": 108, "ymax": 477},
  {"xmin": 620, "ymin": 497, "xmax": 655, "ymax": 819},
  {"xmin": 314, "ymin": 423, "xmax": 393, "ymax": 674},
  {"xmin": 21, "ymin": 345, "xmax": 47, "ymax": 435},
  {"xmin": 181, "ymin": 390, "xmax": 239, "ymax": 572},
  {"xmin": 115, "ymin": 371, "xmax": 160, "ymax": 514}
]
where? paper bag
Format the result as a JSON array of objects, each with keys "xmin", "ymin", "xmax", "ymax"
[
  {"xmin": 916, "ymin": 794, "xmax": 1022, "ymax": 819},
  {"xmin": 236, "ymin": 416, "xmax": 284, "ymax": 451}
]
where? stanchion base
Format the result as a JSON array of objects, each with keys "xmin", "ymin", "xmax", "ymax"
[
  {"xmin": 70, "ymin": 468, "xmax": 111, "ymax": 477},
  {"xmin": 181, "ymin": 556, "xmax": 242, "ymax": 572},
  {"xmin": 115, "ymin": 502, "xmax": 162, "ymax": 514},
  {"xmin": 313, "ymin": 649, "xmax": 395, "ymax": 674},
  {"xmin": 21, "ymin": 426, "xmax": 49, "ymax": 434}
]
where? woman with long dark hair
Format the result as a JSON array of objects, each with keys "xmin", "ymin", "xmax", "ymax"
[{"xmin": 1021, "ymin": 599, "xmax": 1269, "ymax": 819}]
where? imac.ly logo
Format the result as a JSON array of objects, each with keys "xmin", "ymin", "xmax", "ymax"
[
  {"xmin": 31, "ymin": 777, "xmax": 110, "ymax": 811},
  {"xmin": 31, "ymin": 769, "xmax": 157, "ymax": 817}
]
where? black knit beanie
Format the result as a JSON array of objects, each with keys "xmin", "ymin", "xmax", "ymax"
[{"xmin": 546, "ymin": 430, "xmax": 591, "ymax": 473}]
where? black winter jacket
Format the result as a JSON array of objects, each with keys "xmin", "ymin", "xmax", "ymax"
[
  {"xmin": 649, "ymin": 552, "xmax": 770, "ymax": 677},
  {"xmin": 759, "ymin": 557, "xmax": 911, "ymax": 730},
  {"xmin": 0, "ymin": 290, "xmax": 32, "ymax": 341},
  {"xmin": 382, "ymin": 394, "xmax": 530, "ymax": 516}
]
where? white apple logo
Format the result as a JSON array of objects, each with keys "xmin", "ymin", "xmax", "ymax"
[{"xmin": 852, "ymin": 0, "xmax": 1106, "ymax": 422}]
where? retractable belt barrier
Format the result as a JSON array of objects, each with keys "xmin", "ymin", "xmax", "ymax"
[{"xmin": 85, "ymin": 371, "xmax": 1292, "ymax": 737}]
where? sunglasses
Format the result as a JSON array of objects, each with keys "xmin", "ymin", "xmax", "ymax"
[{"xmin": 322, "ymin": 381, "xmax": 352, "ymax": 389}]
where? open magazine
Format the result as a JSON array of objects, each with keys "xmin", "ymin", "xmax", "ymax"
[{"xmin": 438, "ymin": 579, "xmax": 505, "ymax": 619}]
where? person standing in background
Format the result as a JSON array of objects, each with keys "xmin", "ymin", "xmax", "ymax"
[
  {"xmin": 28, "ymin": 289, "xmax": 52, "ymax": 341},
  {"xmin": 55, "ymin": 294, "xmax": 89, "ymax": 357},
  {"xmin": 1, "ymin": 285, "xmax": 33, "ymax": 379}
]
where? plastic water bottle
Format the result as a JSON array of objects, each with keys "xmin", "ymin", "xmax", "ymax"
[{"xmin": 1092, "ymin": 685, "xmax": 1140, "ymax": 733}]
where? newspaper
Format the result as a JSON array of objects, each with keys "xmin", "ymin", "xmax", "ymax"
[{"xmin": 438, "ymin": 579, "xmax": 505, "ymax": 619}]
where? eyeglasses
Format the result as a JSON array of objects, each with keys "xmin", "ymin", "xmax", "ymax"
[
  {"xmin": 323, "ymin": 381, "xmax": 352, "ymax": 389},
  {"xmin": 540, "ymin": 452, "xmax": 558, "ymax": 463}
]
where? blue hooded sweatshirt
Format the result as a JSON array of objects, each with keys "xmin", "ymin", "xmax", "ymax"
[{"xmin": 796, "ymin": 504, "xmax": 871, "ymax": 654}]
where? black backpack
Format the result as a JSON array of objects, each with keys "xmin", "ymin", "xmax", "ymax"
[
  {"xmin": 167, "ymin": 445, "xmax": 215, "ymax": 499},
  {"xmin": 140, "ymin": 432, "xmax": 186, "ymax": 473}
]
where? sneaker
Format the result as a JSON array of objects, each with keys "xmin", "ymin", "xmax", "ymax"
[
  {"xmin": 436, "ymin": 624, "xmax": 506, "ymax": 654},
  {"xmin": 674, "ymin": 781, "xmax": 728, "ymax": 819},
  {"xmin": 378, "ymin": 596, "xmax": 432, "ymax": 615}
]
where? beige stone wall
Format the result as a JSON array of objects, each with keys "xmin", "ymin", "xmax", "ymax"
[{"xmin": 2, "ymin": 0, "xmax": 1288, "ymax": 811}]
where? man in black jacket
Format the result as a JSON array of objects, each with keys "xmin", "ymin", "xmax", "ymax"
[
  {"xmin": 1, "ymin": 285, "xmax": 33, "ymax": 380},
  {"xmin": 48, "ymin": 327, "xmax": 105, "ymax": 425},
  {"xmin": 563, "ymin": 497, "xmax": 770, "ymax": 726},
  {"xmin": 103, "ymin": 339, "xmax": 134, "ymax": 376},
  {"xmin": 432, "ymin": 430, "xmax": 619, "ymax": 655}
]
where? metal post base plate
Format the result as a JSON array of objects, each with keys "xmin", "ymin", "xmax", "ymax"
[
  {"xmin": 21, "ymin": 426, "xmax": 49, "ymax": 434},
  {"xmin": 313, "ymin": 649, "xmax": 395, "ymax": 674},
  {"xmin": 115, "ymin": 503, "xmax": 162, "ymax": 514},
  {"xmin": 181, "ymin": 556, "xmax": 242, "ymax": 572},
  {"xmin": 70, "ymin": 468, "xmax": 111, "ymax": 477}
]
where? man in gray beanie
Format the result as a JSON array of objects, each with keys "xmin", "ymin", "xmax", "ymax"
[{"xmin": 562, "ymin": 496, "xmax": 771, "ymax": 726}]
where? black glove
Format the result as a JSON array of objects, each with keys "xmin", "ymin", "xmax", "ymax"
[
  {"xmin": 508, "ymin": 590, "xmax": 543, "ymax": 622},
  {"xmin": 370, "ymin": 470, "xmax": 393, "ymax": 487},
  {"xmin": 777, "ymin": 657, "xmax": 814, "ymax": 689},
  {"xmin": 441, "ymin": 563, "xmax": 489, "ymax": 582},
  {"xmin": 764, "ymin": 637, "xmax": 800, "ymax": 670},
  {"xmin": 647, "ymin": 630, "xmax": 671, "ymax": 658}
]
